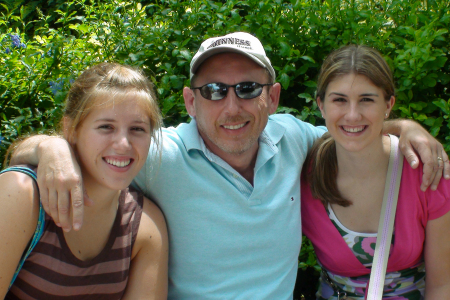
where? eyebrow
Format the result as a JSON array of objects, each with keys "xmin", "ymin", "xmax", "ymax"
[
  {"xmin": 94, "ymin": 118, "xmax": 150, "ymax": 124},
  {"xmin": 327, "ymin": 92, "xmax": 380, "ymax": 97}
]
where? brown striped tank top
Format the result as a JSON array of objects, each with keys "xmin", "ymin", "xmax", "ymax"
[{"xmin": 6, "ymin": 186, "xmax": 143, "ymax": 300}]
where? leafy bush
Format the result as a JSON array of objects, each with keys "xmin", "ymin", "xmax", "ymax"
[{"xmin": 1, "ymin": 0, "xmax": 449, "ymax": 298}]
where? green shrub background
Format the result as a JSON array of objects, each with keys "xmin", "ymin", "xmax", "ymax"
[{"xmin": 1, "ymin": 0, "xmax": 449, "ymax": 298}]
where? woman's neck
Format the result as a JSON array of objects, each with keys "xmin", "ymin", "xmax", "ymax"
[
  {"xmin": 82, "ymin": 178, "xmax": 122, "ymax": 219},
  {"xmin": 336, "ymin": 135, "xmax": 391, "ymax": 179}
]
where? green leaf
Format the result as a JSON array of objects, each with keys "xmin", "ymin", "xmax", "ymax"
[
  {"xmin": 298, "ymin": 93, "xmax": 314, "ymax": 103},
  {"xmin": 410, "ymin": 101, "xmax": 427, "ymax": 110},
  {"xmin": 432, "ymin": 99, "xmax": 449, "ymax": 114},
  {"xmin": 179, "ymin": 49, "xmax": 192, "ymax": 61},
  {"xmin": 398, "ymin": 107, "xmax": 411, "ymax": 117},
  {"xmin": 300, "ymin": 56, "xmax": 315, "ymax": 63},
  {"xmin": 279, "ymin": 73, "xmax": 290, "ymax": 90},
  {"xmin": 279, "ymin": 41, "xmax": 291, "ymax": 57},
  {"xmin": 422, "ymin": 75, "xmax": 437, "ymax": 87},
  {"xmin": 129, "ymin": 53, "xmax": 140, "ymax": 61},
  {"xmin": 303, "ymin": 81, "xmax": 316, "ymax": 88},
  {"xmin": 23, "ymin": 56, "xmax": 35, "ymax": 66}
]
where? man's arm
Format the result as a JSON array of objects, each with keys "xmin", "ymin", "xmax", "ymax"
[
  {"xmin": 11, "ymin": 135, "xmax": 85, "ymax": 231},
  {"xmin": 424, "ymin": 210, "xmax": 450, "ymax": 299},
  {"xmin": 383, "ymin": 119, "xmax": 450, "ymax": 191}
]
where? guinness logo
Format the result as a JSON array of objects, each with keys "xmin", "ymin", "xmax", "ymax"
[{"xmin": 207, "ymin": 37, "xmax": 252, "ymax": 50}]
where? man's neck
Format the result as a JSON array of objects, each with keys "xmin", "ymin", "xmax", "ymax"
[
  {"xmin": 208, "ymin": 143, "xmax": 259, "ymax": 186},
  {"xmin": 226, "ymin": 152, "xmax": 258, "ymax": 185}
]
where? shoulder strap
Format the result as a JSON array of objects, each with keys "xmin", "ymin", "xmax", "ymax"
[
  {"xmin": 0, "ymin": 166, "xmax": 46, "ymax": 290},
  {"xmin": 366, "ymin": 135, "xmax": 403, "ymax": 300}
]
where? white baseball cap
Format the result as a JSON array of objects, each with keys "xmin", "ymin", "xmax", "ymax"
[{"xmin": 190, "ymin": 32, "xmax": 276, "ymax": 82}]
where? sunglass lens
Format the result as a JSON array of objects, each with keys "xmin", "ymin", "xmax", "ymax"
[
  {"xmin": 236, "ymin": 82, "xmax": 262, "ymax": 99},
  {"xmin": 201, "ymin": 83, "xmax": 228, "ymax": 100}
]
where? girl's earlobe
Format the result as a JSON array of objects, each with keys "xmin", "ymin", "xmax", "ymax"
[
  {"xmin": 386, "ymin": 96, "xmax": 395, "ymax": 118},
  {"xmin": 317, "ymin": 97, "xmax": 325, "ymax": 118},
  {"xmin": 63, "ymin": 117, "xmax": 76, "ymax": 144}
]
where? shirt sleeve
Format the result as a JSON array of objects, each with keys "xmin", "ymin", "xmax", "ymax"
[
  {"xmin": 270, "ymin": 113, "xmax": 327, "ymax": 151},
  {"xmin": 425, "ymin": 177, "xmax": 450, "ymax": 220}
]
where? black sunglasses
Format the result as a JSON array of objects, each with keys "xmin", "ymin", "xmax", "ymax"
[{"xmin": 190, "ymin": 82, "xmax": 273, "ymax": 101}]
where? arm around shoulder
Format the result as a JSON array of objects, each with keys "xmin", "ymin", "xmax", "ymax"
[
  {"xmin": 0, "ymin": 171, "xmax": 40, "ymax": 297},
  {"xmin": 10, "ymin": 134, "xmax": 60, "ymax": 166},
  {"xmin": 11, "ymin": 135, "xmax": 85, "ymax": 232},
  {"xmin": 383, "ymin": 118, "xmax": 450, "ymax": 191},
  {"xmin": 122, "ymin": 197, "xmax": 168, "ymax": 300}
]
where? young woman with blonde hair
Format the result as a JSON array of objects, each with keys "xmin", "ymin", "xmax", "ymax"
[{"xmin": 0, "ymin": 63, "xmax": 168, "ymax": 299}]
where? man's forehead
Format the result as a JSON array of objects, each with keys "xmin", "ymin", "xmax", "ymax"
[{"xmin": 195, "ymin": 52, "xmax": 267, "ymax": 75}]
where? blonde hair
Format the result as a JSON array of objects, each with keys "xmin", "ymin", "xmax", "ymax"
[
  {"xmin": 4, "ymin": 63, "xmax": 162, "ymax": 167},
  {"xmin": 63, "ymin": 62, "xmax": 162, "ymax": 143},
  {"xmin": 305, "ymin": 45, "xmax": 395, "ymax": 207}
]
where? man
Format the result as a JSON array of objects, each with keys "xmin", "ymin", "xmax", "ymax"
[{"xmin": 11, "ymin": 32, "xmax": 449, "ymax": 299}]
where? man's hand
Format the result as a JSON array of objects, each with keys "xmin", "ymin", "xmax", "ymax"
[
  {"xmin": 386, "ymin": 119, "xmax": 450, "ymax": 191},
  {"xmin": 36, "ymin": 138, "xmax": 90, "ymax": 231},
  {"xmin": 11, "ymin": 136, "xmax": 90, "ymax": 231}
]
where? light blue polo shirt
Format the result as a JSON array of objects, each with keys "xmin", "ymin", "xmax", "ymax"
[{"xmin": 134, "ymin": 114, "xmax": 325, "ymax": 300}]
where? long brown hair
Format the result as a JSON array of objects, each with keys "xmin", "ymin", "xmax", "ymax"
[{"xmin": 304, "ymin": 45, "xmax": 395, "ymax": 207}]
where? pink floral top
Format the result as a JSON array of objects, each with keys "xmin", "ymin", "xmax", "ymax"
[
  {"xmin": 301, "ymin": 159, "xmax": 450, "ymax": 300},
  {"xmin": 315, "ymin": 205, "xmax": 425, "ymax": 300}
]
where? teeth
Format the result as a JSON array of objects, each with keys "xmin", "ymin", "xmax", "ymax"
[
  {"xmin": 223, "ymin": 123, "xmax": 245, "ymax": 130},
  {"xmin": 105, "ymin": 158, "xmax": 131, "ymax": 167},
  {"xmin": 342, "ymin": 126, "xmax": 365, "ymax": 133}
]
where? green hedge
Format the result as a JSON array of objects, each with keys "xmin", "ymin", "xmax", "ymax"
[{"xmin": 1, "ymin": 0, "xmax": 449, "ymax": 298}]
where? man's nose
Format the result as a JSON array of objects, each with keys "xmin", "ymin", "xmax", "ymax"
[{"xmin": 223, "ymin": 88, "xmax": 241, "ymax": 115}]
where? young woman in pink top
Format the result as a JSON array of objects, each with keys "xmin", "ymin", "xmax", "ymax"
[
  {"xmin": 301, "ymin": 45, "xmax": 450, "ymax": 299},
  {"xmin": 0, "ymin": 63, "xmax": 168, "ymax": 299}
]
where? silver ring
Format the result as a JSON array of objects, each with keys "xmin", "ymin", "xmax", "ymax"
[{"xmin": 437, "ymin": 157, "xmax": 443, "ymax": 161}]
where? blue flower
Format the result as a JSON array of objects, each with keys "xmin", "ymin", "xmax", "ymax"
[
  {"xmin": 49, "ymin": 78, "xmax": 64, "ymax": 95},
  {"xmin": 10, "ymin": 34, "xmax": 21, "ymax": 48},
  {"xmin": 5, "ymin": 47, "xmax": 11, "ymax": 54}
]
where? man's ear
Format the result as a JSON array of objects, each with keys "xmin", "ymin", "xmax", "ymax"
[
  {"xmin": 183, "ymin": 87, "xmax": 197, "ymax": 117},
  {"xmin": 267, "ymin": 83, "xmax": 281, "ymax": 114},
  {"xmin": 63, "ymin": 116, "xmax": 76, "ymax": 145}
]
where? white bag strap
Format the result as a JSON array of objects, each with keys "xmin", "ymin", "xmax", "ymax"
[{"xmin": 366, "ymin": 134, "xmax": 403, "ymax": 300}]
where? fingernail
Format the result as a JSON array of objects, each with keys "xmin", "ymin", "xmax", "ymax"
[
  {"xmin": 63, "ymin": 227, "xmax": 71, "ymax": 232},
  {"xmin": 431, "ymin": 185, "xmax": 437, "ymax": 191},
  {"xmin": 73, "ymin": 223, "xmax": 80, "ymax": 231},
  {"xmin": 411, "ymin": 160, "xmax": 417, "ymax": 166},
  {"xmin": 445, "ymin": 175, "xmax": 450, "ymax": 179},
  {"xmin": 56, "ymin": 222, "xmax": 61, "ymax": 227}
]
